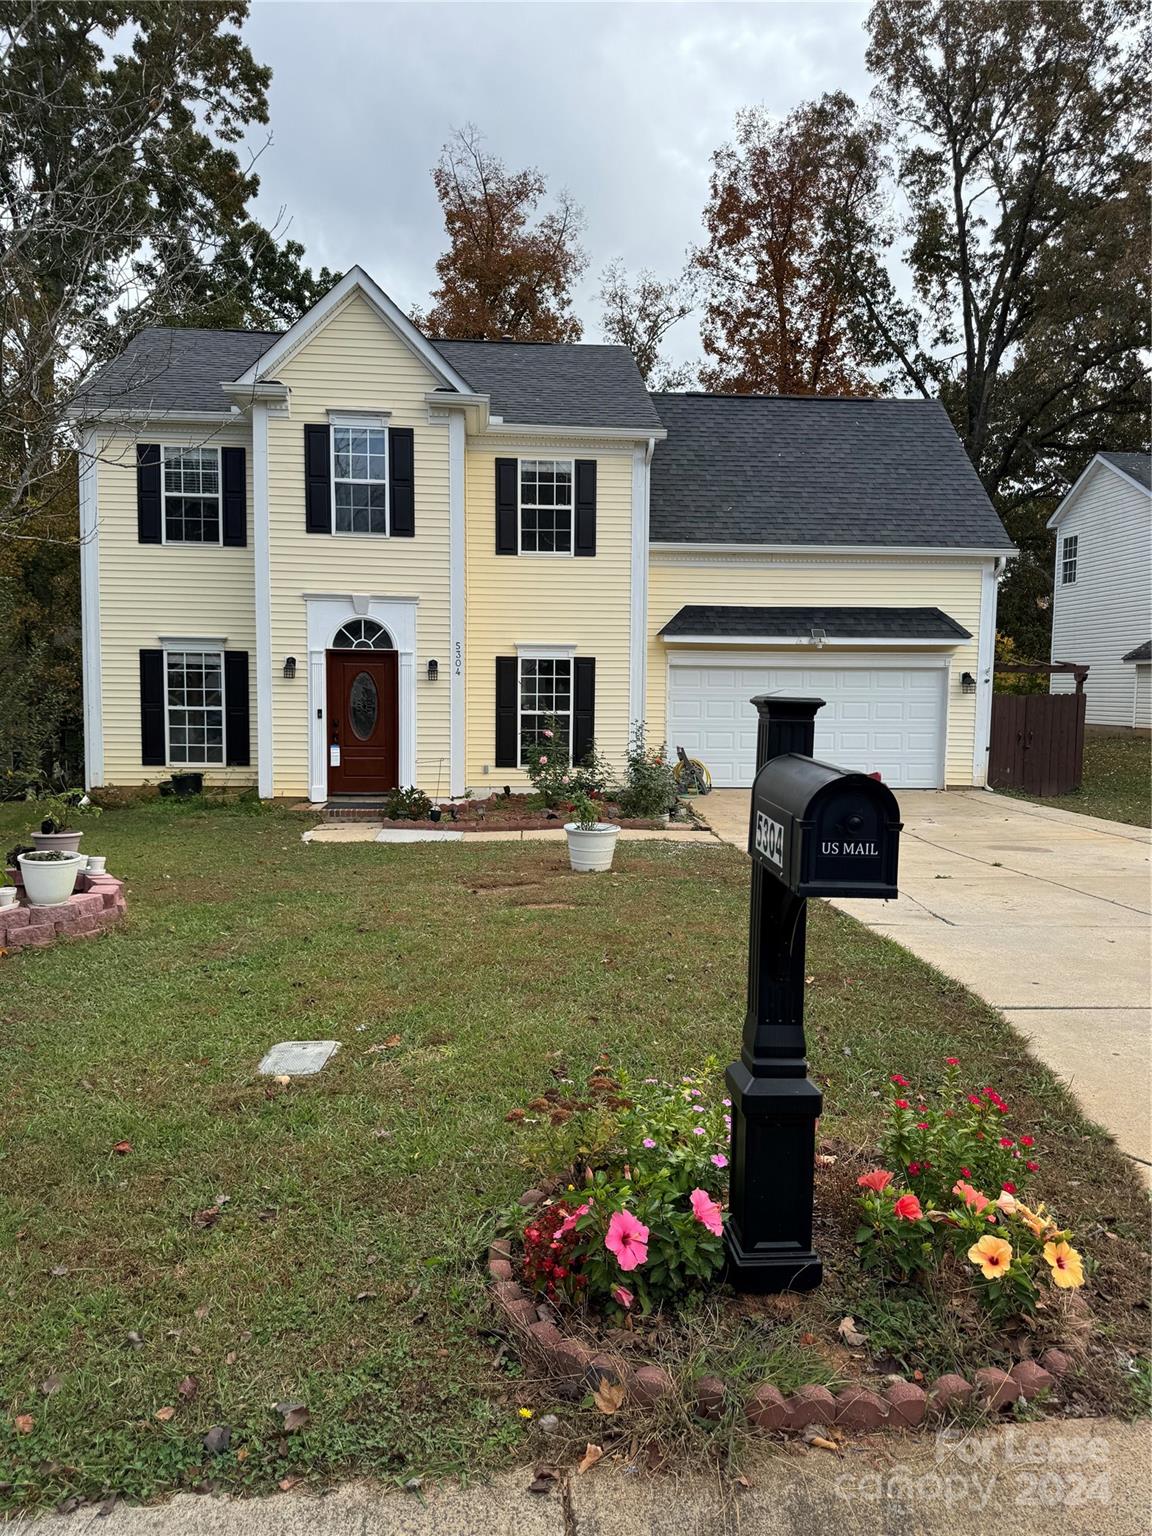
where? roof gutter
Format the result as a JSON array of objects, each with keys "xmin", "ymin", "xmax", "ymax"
[{"xmin": 484, "ymin": 421, "xmax": 667, "ymax": 442}]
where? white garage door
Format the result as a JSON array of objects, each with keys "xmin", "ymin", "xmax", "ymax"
[{"xmin": 667, "ymin": 659, "xmax": 946, "ymax": 788}]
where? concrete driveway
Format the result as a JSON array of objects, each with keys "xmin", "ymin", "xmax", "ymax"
[{"xmin": 701, "ymin": 788, "xmax": 1151, "ymax": 1172}]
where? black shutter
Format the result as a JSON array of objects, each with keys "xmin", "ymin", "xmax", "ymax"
[
  {"xmin": 221, "ymin": 447, "xmax": 247, "ymax": 547},
  {"xmin": 137, "ymin": 444, "xmax": 162, "ymax": 543},
  {"xmin": 305, "ymin": 424, "xmax": 331, "ymax": 533},
  {"xmin": 495, "ymin": 458, "xmax": 518, "ymax": 554},
  {"xmin": 574, "ymin": 460, "xmax": 597, "ymax": 557},
  {"xmin": 224, "ymin": 651, "xmax": 250, "ymax": 767},
  {"xmin": 389, "ymin": 426, "xmax": 415, "ymax": 536},
  {"xmin": 139, "ymin": 649, "xmax": 165, "ymax": 765},
  {"xmin": 572, "ymin": 657, "xmax": 596, "ymax": 764},
  {"xmin": 495, "ymin": 656, "xmax": 519, "ymax": 767}
]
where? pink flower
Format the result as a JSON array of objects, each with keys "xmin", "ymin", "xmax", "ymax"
[
  {"xmin": 688, "ymin": 1088, "xmax": 702, "ymax": 1098},
  {"xmin": 857, "ymin": 1169, "xmax": 894, "ymax": 1193},
  {"xmin": 893, "ymin": 1193, "xmax": 923, "ymax": 1221},
  {"xmin": 538, "ymin": 754, "xmax": 548, "ymax": 765},
  {"xmin": 690, "ymin": 1187, "xmax": 723, "ymax": 1237},
  {"xmin": 642, "ymin": 1137, "xmax": 656, "ymax": 1149},
  {"xmin": 612, "ymin": 1286, "xmax": 634, "ymax": 1309},
  {"xmin": 692, "ymin": 1127, "xmax": 705, "ymax": 1136},
  {"xmin": 605, "ymin": 1210, "xmax": 649, "ymax": 1271},
  {"xmin": 1026, "ymin": 1160, "xmax": 1039, "ymax": 1172},
  {"xmin": 999, "ymin": 1137, "xmax": 1014, "ymax": 1149},
  {"xmin": 556, "ymin": 1202, "xmax": 590, "ymax": 1237},
  {"xmin": 916, "ymin": 1121, "xmax": 929, "ymax": 1130},
  {"xmin": 710, "ymin": 1153, "xmax": 728, "ymax": 1168},
  {"xmin": 542, "ymin": 729, "xmax": 553, "ymax": 739},
  {"xmin": 953, "ymin": 1179, "xmax": 990, "ymax": 1214},
  {"xmin": 722, "ymin": 1098, "xmax": 731, "ymax": 1108},
  {"xmin": 945, "ymin": 1056, "xmax": 960, "ymax": 1066}
]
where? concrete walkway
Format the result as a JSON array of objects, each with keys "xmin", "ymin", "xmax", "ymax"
[
  {"xmin": 17, "ymin": 1418, "xmax": 1151, "ymax": 1534},
  {"xmin": 700, "ymin": 789, "xmax": 1152, "ymax": 1172}
]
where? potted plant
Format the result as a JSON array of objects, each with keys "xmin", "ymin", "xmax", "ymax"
[
  {"xmin": 0, "ymin": 876, "xmax": 16, "ymax": 909},
  {"xmin": 18, "ymin": 849, "xmax": 87, "ymax": 906},
  {"xmin": 30, "ymin": 788, "xmax": 102, "ymax": 853},
  {"xmin": 564, "ymin": 792, "xmax": 621, "ymax": 874}
]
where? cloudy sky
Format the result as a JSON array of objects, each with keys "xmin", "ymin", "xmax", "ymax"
[{"xmin": 242, "ymin": 0, "xmax": 873, "ymax": 365}]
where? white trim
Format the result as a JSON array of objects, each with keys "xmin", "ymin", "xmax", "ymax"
[
  {"xmin": 158, "ymin": 634, "xmax": 229, "ymax": 648},
  {"xmin": 485, "ymin": 421, "xmax": 667, "ymax": 443},
  {"xmin": 1059, "ymin": 533, "xmax": 1078, "ymax": 585},
  {"xmin": 971, "ymin": 558, "xmax": 1002, "ymax": 784},
  {"xmin": 448, "ymin": 411, "xmax": 466, "ymax": 797},
  {"xmin": 252, "ymin": 403, "xmax": 274, "ymax": 798},
  {"xmin": 628, "ymin": 439, "xmax": 653, "ymax": 729},
  {"xmin": 159, "ymin": 442, "xmax": 223, "ymax": 546},
  {"xmin": 78, "ymin": 428, "xmax": 103, "ymax": 788},
  {"xmin": 650, "ymin": 540, "xmax": 1017, "ymax": 559},
  {"xmin": 161, "ymin": 647, "xmax": 226, "ymax": 770},
  {"xmin": 1048, "ymin": 453, "xmax": 1152, "ymax": 530},
  {"xmin": 305, "ymin": 595, "xmax": 419, "ymax": 802},
  {"xmin": 68, "ymin": 406, "xmax": 239, "ymax": 425},
  {"xmin": 659, "ymin": 633, "xmax": 965, "ymax": 649},
  {"xmin": 230, "ymin": 266, "xmax": 476, "ymax": 396},
  {"xmin": 327, "ymin": 409, "xmax": 391, "ymax": 427},
  {"xmin": 330, "ymin": 419, "xmax": 389, "ymax": 537},
  {"xmin": 515, "ymin": 642, "xmax": 577, "ymax": 658}
]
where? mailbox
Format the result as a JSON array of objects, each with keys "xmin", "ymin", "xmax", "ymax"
[{"xmin": 750, "ymin": 754, "xmax": 902, "ymax": 899}]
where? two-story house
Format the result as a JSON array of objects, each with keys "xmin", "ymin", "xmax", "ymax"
[
  {"xmin": 1047, "ymin": 452, "xmax": 1152, "ymax": 731},
  {"xmin": 73, "ymin": 266, "xmax": 1014, "ymax": 801}
]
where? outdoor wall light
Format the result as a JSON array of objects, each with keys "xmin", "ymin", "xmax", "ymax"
[
  {"xmin": 809, "ymin": 626, "xmax": 827, "ymax": 648},
  {"xmin": 426, "ymin": 659, "xmax": 439, "ymax": 682},
  {"xmin": 961, "ymin": 671, "xmax": 977, "ymax": 693},
  {"xmin": 283, "ymin": 656, "xmax": 297, "ymax": 680}
]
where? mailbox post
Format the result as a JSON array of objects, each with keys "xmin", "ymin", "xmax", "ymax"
[{"xmin": 725, "ymin": 695, "xmax": 902, "ymax": 1293}]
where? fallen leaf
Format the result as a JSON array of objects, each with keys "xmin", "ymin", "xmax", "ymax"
[
  {"xmin": 224, "ymin": 1351, "xmax": 237, "ymax": 1365},
  {"xmin": 177, "ymin": 1376, "xmax": 199, "ymax": 1400},
  {"xmin": 202, "ymin": 1424, "xmax": 231, "ymax": 1455},
  {"xmin": 235, "ymin": 1447, "xmax": 249, "ymax": 1462},
  {"xmin": 592, "ymin": 1378, "xmax": 626, "ymax": 1414},
  {"xmin": 837, "ymin": 1316, "xmax": 869, "ymax": 1349},
  {"xmin": 577, "ymin": 1443, "xmax": 603, "ymax": 1474},
  {"xmin": 112, "ymin": 1141, "xmax": 132, "ymax": 1155},
  {"xmin": 49, "ymin": 1264, "xmax": 69, "ymax": 1278},
  {"xmin": 276, "ymin": 1401, "xmax": 310, "ymax": 1433},
  {"xmin": 194, "ymin": 1304, "xmax": 210, "ymax": 1320},
  {"xmin": 354, "ymin": 1290, "xmax": 377, "ymax": 1303},
  {"xmin": 807, "ymin": 1434, "xmax": 841, "ymax": 1454},
  {"xmin": 192, "ymin": 1207, "xmax": 221, "ymax": 1229},
  {"xmin": 154, "ymin": 1406, "xmax": 176, "ymax": 1422},
  {"xmin": 13, "ymin": 1415, "xmax": 34, "ymax": 1435},
  {"xmin": 39, "ymin": 1376, "xmax": 62, "ymax": 1397},
  {"xmin": 734, "ymin": 1473, "xmax": 752, "ymax": 1489},
  {"xmin": 126, "ymin": 1331, "xmax": 145, "ymax": 1350},
  {"xmin": 273, "ymin": 1074, "xmax": 291, "ymax": 1085},
  {"xmin": 278, "ymin": 1476, "xmax": 302, "ymax": 1492}
]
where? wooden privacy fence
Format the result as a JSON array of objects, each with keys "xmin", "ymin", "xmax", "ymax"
[{"xmin": 988, "ymin": 663, "xmax": 1088, "ymax": 796}]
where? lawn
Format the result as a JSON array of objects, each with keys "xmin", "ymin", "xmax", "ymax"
[
  {"xmin": 1007, "ymin": 732, "xmax": 1151, "ymax": 826},
  {"xmin": 0, "ymin": 799, "xmax": 1147, "ymax": 1512}
]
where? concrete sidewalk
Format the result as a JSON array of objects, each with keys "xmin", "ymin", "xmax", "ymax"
[
  {"xmin": 700, "ymin": 788, "xmax": 1152, "ymax": 1172},
  {"xmin": 16, "ymin": 1418, "xmax": 1151, "ymax": 1534}
]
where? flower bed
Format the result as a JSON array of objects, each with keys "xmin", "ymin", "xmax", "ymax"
[{"xmin": 490, "ymin": 1059, "xmax": 1114, "ymax": 1435}]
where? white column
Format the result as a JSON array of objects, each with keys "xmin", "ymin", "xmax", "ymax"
[
  {"xmin": 448, "ymin": 411, "xmax": 466, "ymax": 795},
  {"xmin": 628, "ymin": 442, "xmax": 651, "ymax": 735},
  {"xmin": 971, "ymin": 559, "xmax": 1000, "ymax": 786},
  {"xmin": 252, "ymin": 403, "xmax": 274, "ymax": 798},
  {"xmin": 78, "ymin": 428, "xmax": 103, "ymax": 788}
]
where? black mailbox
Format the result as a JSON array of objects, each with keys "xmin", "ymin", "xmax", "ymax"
[{"xmin": 750, "ymin": 753, "xmax": 902, "ymax": 899}]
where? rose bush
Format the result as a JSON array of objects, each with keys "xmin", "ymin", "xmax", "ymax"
[{"xmin": 521, "ymin": 720, "xmax": 611, "ymax": 808}]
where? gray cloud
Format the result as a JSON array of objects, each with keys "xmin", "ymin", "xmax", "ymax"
[{"xmin": 244, "ymin": 0, "xmax": 872, "ymax": 363}]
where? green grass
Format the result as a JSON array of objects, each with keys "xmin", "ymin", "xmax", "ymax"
[
  {"xmin": 0, "ymin": 799, "xmax": 1146, "ymax": 1510},
  {"xmin": 1006, "ymin": 732, "xmax": 1151, "ymax": 826}
]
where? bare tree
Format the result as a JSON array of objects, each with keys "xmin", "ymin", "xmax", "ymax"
[{"xmin": 598, "ymin": 260, "xmax": 698, "ymax": 389}]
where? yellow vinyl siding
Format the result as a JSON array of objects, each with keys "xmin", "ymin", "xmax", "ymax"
[
  {"xmin": 647, "ymin": 557, "xmax": 985, "ymax": 786},
  {"xmin": 94, "ymin": 426, "xmax": 256, "ymax": 787},
  {"xmin": 267, "ymin": 292, "xmax": 451, "ymax": 797},
  {"xmin": 465, "ymin": 444, "xmax": 634, "ymax": 787}
]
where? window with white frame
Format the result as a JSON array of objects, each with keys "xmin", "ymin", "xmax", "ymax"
[
  {"xmin": 163, "ymin": 447, "xmax": 221, "ymax": 543},
  {"xmin": 519, "ymin": 656, "xmax": 572, "ymax": 763},
  {"xmin": 166, "ymin": 650, "xmax": 225, "ymax": 764},
  {"xmin": 1061, "ymin": 534, "xmax": 1078, "ymax": 585},
  {"xmin": 519, "ymin": 459, "xmax": 573, "ymax": 553},
  {"xmin": 332, "ymin": 425, "xmax": 388, "ymax": 534}
]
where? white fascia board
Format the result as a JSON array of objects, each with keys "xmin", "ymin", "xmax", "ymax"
[
  {"xmin": 67, "ymin": 406, "xmax": 239, "ymax": 426},
  {"xmin": 1048, "ymin": 454, "xmax": 1152, "ymax": 530},
  {"xmin": 485, "ymin": 421, "xmax": 667, "ymax": 442},
  {"xmin": 220, "ymin": 381, "xmax": 289, "ymax": 407},
  {"xmin": 660, "ymin": 634, "xmax": 965, "ymax": 649},
  {"xmin": 650, "ymin": 541, "xmax": 1015, "ymax": 559},
  {"xmin": 230, "ymin": 266, "xmax": 475, "ymax": 395}
]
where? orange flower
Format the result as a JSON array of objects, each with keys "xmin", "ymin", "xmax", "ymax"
[
  {"xmin": 1014, "ymin": 1201, "xmax": 1060, "ymax": 1241},
  {"xmin": 953, "ymin": 1179, "xmax": 991, "ymax": 1214},
  {"xmin": 857, "ymin": 1169, "xmax": 895, "ymax": 1194},
  {"xmin": 893, "ymin": 1193, "xmax": 924, "ymax": 1221},
  {"xmin": 1043, "ymin": 1241, "xmax": 1085, "ymax": 1289},
  {"xmin": 968, "ymin": 1234, "xmax": 1013, "ymax": 1280}
]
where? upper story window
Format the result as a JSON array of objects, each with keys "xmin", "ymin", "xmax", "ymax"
[
  {"xmin": 519, "ymin": 656, "xmax": 572, "ymax": 764},
  {"xmin": 332, "ymin": 425, "xmax": 388, "ymax": 535},
  {"xmin": 165, "ymin": 649, "xmax": 224, "ymax": 765},
  {"xmin": 1061, "ymin": 534, "xmax": 1078, "ymax": 585},
  {"xmin": 163, "ymin": 447, "xmax": 221, "ymax": 543},
  {"xmin": 520, "ymin": 459, "xmax": 573, "ymax": 554}
]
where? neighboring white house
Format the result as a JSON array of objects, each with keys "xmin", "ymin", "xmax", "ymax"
[{"xmin": 1048, "ymin": 452, "xmax": 1152, "ymax": 729}]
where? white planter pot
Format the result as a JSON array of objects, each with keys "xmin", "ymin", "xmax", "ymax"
[
  {"xmin": 86, "ymin": 855, "xmax": 107, "ymax": 874},
  {"xmin": 564, "ymin": 822, "xmax": 621, "ymax": 873},
  {"xmin": 0, "ymin": 886, "xmax": 17, "ymax": 908},
  {"xmin": 18, "ymin": 851, "xmax": 87, "ymax": 906},
  {"xmin": 31, "ymin": 829, "xmax": 84, "ymax": 854}
]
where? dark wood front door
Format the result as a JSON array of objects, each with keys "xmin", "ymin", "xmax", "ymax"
[{"xmin": 325, "ymin": 651, "xmax": 399, "ymax": 794}]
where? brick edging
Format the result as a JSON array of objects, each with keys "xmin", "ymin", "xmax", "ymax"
[
  {"xmin": 1, "ymin": 870, "xmax": 127, "ymax": 952},
  {"xmin": 487, "ymin": 1188, "xmax": 1068, "ymax": 1434}
]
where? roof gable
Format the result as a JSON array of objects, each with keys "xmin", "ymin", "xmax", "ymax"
[{"xmin": 1049, "ymin": 451, "xmax": 1152, "ymax": 530}]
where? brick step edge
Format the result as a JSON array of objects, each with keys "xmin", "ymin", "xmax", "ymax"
[
  {"xmin": 0, "ymin": 873, "xmax": 127, "ymax": 951},
  {"xmin": 486, "ymin": 1190, "xmax": 1067, "ymax": 1436}
]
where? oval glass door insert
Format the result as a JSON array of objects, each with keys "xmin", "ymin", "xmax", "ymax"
[{"xmin": 348, "ymin": 671, "xmax": 378, "ymax": 740}]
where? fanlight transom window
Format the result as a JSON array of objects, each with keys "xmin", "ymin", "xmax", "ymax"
[{"xmin": 331, "ymin": 618, "xmax": 393, "ymax": 650}]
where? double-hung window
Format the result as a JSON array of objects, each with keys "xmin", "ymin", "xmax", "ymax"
[
  {"xmin": 519, "ymin": 459, "xmax": 573, "ymax": 554},
  {"xmin": 519, "ymin": 656, "xmax": 572, "ymax": 764},
  {"xmin": 163, "ymin": 447, "xmax": 221, "ymax": 543},
  {"xmin": 332, "ymin": 424, "xmax": 388, "ymax": 535},
  {"xmin": 1061, "ymin": 534, "xmax": 1078, "ymax": 585},
  {"xmin": 165, "ymin": 650, "xmax": 225, "ymax": 765}
]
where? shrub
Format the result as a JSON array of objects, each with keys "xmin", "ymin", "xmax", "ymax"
[
  {"xmin": 521, "ymin": 719, "xmax": 610, "ymax": 808},
  {"xmin": 856, "ymin": 1058, "xmax": 1086, "ymax": 1319},
  {"xmin": 382, "ymin": 786, "xmax": 433, "ymax": 821},
  {"xmin": 615, "ymin": 724, "xmax": 677, "ymax": 819}
]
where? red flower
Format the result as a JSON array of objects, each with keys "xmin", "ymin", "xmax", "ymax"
[
  {"xmin": 1026, "ymin": 1160, "xmax": 1040, "ymax": 1172},
  {"xmin": 945, "ymin": 1056, "xmax": 960, "ymax": 1066},
  {"xmin": 894, "ymin": 1098, "xmax": 910, "ymax": 1110},
  {"xmin": 916, "ymin": 1121, "xmax": 929, "ymax": 1130},
  {"xmin": 995, "ymin": 1104, "xmax": 1009, "ymax": 1114},
  {"xmin": 857, "ymin": 1169, "xmax": 895, "ymax": 1193},
  {"xmin": 907, "ymin": 1162, "xmax": 921, "ymax": 1176},
  {"xmin": 894, "ymin": 1193, "xmax": 923, "ymax": 1221},
  {"xmin": 999, "ymin": 1137, "xmax": 1014, "ymax": 1148},
  {"xmin": 1001, "ymin": 1182, "xmax": 1016, "ymax": 1194},
  {"xmin": 960, "ymin": 1167, "xmax": 971, "ymax": 1177},
  {"xmin": 968, "ymin": 1095, "xmax": 982, "ymax": 1107},
  {"xmin": 890, "ymin": 1074, "xmax": 910, "ymax": 1088},
  {"xmin": 1019, "ymin": 1135, "xmax": 1035, "ymax": 1148}
]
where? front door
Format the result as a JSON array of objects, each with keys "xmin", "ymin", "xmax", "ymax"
[{"xmin": 325, "ymin": 651, "xmax": 399, "ymax": 794}]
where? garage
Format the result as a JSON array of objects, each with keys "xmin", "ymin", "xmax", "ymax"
[{"xmin": 661, "ymin": 606, "xmax": 969, "ymax": 789}]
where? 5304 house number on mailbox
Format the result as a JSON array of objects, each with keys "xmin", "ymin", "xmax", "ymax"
[{"xmin": 754, "ymin": 811, "xmax": 785, "ymax": 870}]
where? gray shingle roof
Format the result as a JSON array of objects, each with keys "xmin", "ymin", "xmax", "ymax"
[
  {"xmin": 1099, "ymin": 451, "xmax": 1151, "ymax": 490},
  {"xmin": 1121, "ymin": 641, "xmax": 1151, "ymax": 663},
  {"xmin": 433, "ymin": 339, "xmax": 661, "ymax": 430},
  {"xmin": 659, "ymin": 605, "xmax": 972, "ymax": 641},
  {"xmin": 648, "ymin": 393, "xmax": 1013, "ymax": 549},
  {"xmin": 75, "ymin": 327, "xmax": 280, "ymax": 415}
]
